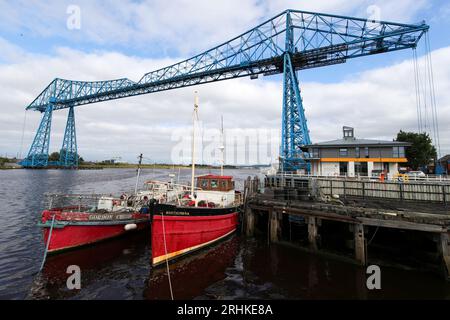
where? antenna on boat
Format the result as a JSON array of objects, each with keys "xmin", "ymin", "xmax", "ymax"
[
  {"xmin": 135, "ymin": 153, "xmax": 143, "ymax": 196},
  {"xmin": 219, "ymin": 115, "xmax": 225, "ymax": 177},
  {"xmin": 191, "ymin": 92, "xmax": 199, "ymax": 200}
]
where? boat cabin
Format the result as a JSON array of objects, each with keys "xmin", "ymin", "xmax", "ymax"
[{"xmin": 197, "ymin": 175, "xmax": 235, "ymax": 192}]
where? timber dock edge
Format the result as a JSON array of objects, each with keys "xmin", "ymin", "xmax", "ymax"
[{"xmin": 243, "ymin": 175, "xmax": 450, "ymax": 280}]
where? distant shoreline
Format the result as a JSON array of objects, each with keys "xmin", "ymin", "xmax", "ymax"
[{"xmin": 0, "ymin": 164, "xmax": 266, "ymax": 171}]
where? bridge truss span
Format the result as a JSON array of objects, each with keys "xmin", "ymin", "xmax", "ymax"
[{"xmin": 21, "ymin": 9, "xmax": 429, "ymax": 170}]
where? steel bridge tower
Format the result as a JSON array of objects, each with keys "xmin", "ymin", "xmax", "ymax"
[
  {"xmin": 280, "ymin": 13, "xmax": 311, "ymax": 172},
  {"xmin": 21, "ymin": 102, "xmax": 78, "ymax": 168},
  {"xmin": 20, "ymin": 10, "xmax": 429, "ymax": 171},
  {"xmin": 59, "ymin": 106, "xmax": 78, "ymax": 167},
  {"xmin": 23, "ymin": 102, "xmax": 54, "ymax": 167}
]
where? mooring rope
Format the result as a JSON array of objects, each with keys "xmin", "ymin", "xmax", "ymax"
[
  {"xmin": 161, "ymin": 211, "xmax": 174, "ymax": 300},
  {"xmin": 367, "ymin": 226, "xmax": 380, "ymax": 246},
  {"xmin": 39, "ymin": 215, "xmax": 56, "ymax": 272}
]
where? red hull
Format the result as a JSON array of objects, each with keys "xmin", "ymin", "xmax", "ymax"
[
  {"xmin": 151, "ymin": 211, "xmax": 238, "ymax": 266},
  {"xmin": 43, "ymin": 222, "xmax": 149, "ymax": 253},
  {"xmin": 41, "ymin": 210, "xmax": 150, "ymax": 253}
]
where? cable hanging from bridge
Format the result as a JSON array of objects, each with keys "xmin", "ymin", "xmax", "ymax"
[
  {"xmin": 424, "ymin": 32, "xmax": 441, "ymax": 160},
  {"xmin": 413, "ymin": 31, "xmax": 441, "ymax": 157},
  {"xmin": 412, "ymin": 48, "xmax": 423, "ymax": 133}
]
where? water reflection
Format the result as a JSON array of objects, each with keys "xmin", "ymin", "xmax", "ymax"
[
  {"xmin": 144, "ymin": 236, "xmax": 239, "ymax": 300},
  {"xmin": 3, "ymin": 168, "xmax": 450, "ymax": 300},
  {"xmin": 28, "ymin": 230, "xmax": 150, "ymax": 300}
]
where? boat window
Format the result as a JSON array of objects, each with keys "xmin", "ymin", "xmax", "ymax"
[
  {"xmin": 201, "ymin": 180, "xmax": 208, "ymax": 188},
  {"xmin": 211, "ymin": 180, "xmax": 218, "ymax": 188},
  {"xmin": 221, "ymin": 180, "xmax": 227, "ymax": 188}
]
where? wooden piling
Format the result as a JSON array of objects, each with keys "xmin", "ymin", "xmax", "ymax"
[
  {"xmin": 308, "ymin": 217, "xmax": 318, "ymax": 251},
  {"xmin": 247, "ymin": 174, "xmax": 450, "ymax": 280},
  {"xmin": 269, "ymin": 210, "xmax": 280, "ymax": 243},
  {"xmin": 439, "ymin": 232, "xmax": 450, "ymax": 279},
  {"xmin": 354, "ymin": 223, "xmax": 367, "ymax": 266},
  {"xmin": 245, "ymin": 207, "xmax": 255, "ymax": 237}
]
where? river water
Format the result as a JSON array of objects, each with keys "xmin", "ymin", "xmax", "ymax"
[{"xmin": 0, "ymin": 168, "xmax": 449, "ymax": 300}]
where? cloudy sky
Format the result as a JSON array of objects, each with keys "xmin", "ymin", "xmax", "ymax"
[{"xmin": 0, "ymin": 0, "xmax": 449, "ymax": 165}]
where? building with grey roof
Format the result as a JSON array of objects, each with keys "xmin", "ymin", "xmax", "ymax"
[{"xmin": 306, "ymin": 127, "xmax": 411, "ymax": 178}]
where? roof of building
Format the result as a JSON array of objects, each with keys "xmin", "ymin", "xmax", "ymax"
[
  {"xmin": 306, "ymin": 138, "xmax": 411, "ymax": 148},
  {"xmin": 438, "ymin": 154, "xmax": 450, "ymax": 163}
]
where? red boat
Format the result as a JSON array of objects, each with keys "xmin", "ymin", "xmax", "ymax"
[
  {"xmin": 150, "ymin": 95, "xmax": 242, "ymax": 266},
  {"xmin": 39, "ymin": 194, "xmax": 153, "ymax": 254},
  {"xmin": 151, "ymin": 175, "xmax": 241, "ymax": 266}
]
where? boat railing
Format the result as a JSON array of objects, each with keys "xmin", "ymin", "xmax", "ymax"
[{"xmin": 44, "ymin": 193, "xmax": 119, "ymax": 212}]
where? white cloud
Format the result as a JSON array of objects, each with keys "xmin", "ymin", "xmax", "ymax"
[
  {"xmin": 0, "ymin": 40, "xmax": 282, "ymax": 162},
  {"xmin": 0, "ymin": 0, "xmax": 448, "ymax": 164},
  {"xmin": 0, "ymin": 38, "xmax": 449, "ymax": 163},
  {"xmin": 0, "ymin": 0, "xmax": 431, "ymax": 55},
  {"xmin": 302, "ymin": 46, "xmax": 450, "ymax": 157}
]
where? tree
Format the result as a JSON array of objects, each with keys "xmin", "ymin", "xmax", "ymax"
[
  {"xmin": 396, "ymin": 131, "xmax": 437, "ymax": 170},
  {"xmin": 48, "ymin": 152, "xmax": 60, "ymax": 162},
  {"xmin": 0, "ymin": 157, "xmax": 8, "ymax": 167}
]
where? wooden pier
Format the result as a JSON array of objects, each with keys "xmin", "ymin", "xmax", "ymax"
[{"xmin": 243, "ymin": 174, "xmax": 450, "ymax": 279}]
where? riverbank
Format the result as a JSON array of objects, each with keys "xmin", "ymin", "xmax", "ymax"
[{"xmin": 1, "ymin": 164, "xmax": 239, "ymax": 170}]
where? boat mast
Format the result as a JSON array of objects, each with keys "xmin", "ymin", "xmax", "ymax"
[
  {"xmin": 191, "ymin": 92, "xmax": 199, "ymax": 198},
  {"xmin": 219, "ymin": 115, "xmax": 225, "ymax": 177},
  {"xmin": 135, "ymin": 153, "xmax": 143, "ymax": 196}
]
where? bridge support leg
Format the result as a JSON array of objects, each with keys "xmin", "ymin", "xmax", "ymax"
[
  {"xmin": 22, "ymin": 104, "xmax": 54, "ymax": 168},
  {"xmin": 280, "ymin": 53, "xmax": 311, "ymax": 172},
  {"xmin": 59, "ymin": 106, "xmax": 78, "ymax": 168},
  {"xmin": 279, "ymin": 12, "xmax": 311, "ymax": 172}
]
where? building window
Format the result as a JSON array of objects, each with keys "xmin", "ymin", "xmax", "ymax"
[
  {"xmin": 339, "ymin": 148, "xmax": 348, "ymax": 157},
  {"xmin": 312, "ymin": 148, "xmax": 319, "ymax": 158},
  {"xmin": 393, "ymin": 146, "xmax": 405, "ymax": 158},
  {"xmin": 365, "ymin": 147, "xmax": 369, "ymax": 158},
  {"xmin": 355, "ymin": 147, "xmax": 360, "ymax": 158},
  {"xmin": 393, "ymin": 147, "xmax": 399, "ymax": 158}
]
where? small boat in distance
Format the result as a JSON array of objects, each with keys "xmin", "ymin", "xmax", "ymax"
[{"xmin": 150, "ymin": 92, "xmax": 242, "ymax": 266}]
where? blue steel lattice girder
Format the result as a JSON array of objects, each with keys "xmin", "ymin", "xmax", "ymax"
[
  {"xmin": 21, "ymin": 9, "xmax": 430, "ymax": 172},
  {"xmin": 59, "ymin": 106, "xmax": 78, "ymax": 167},
  {"xmin": 21, "ymin": 104, "xmax": 54, "ymax": 167},
  {"xmin": 25, "ymin": 10, "xmax": 428, "ymax": 112},
  {"xmin": 281, "ymin": 53, "xmax": 311, "ymax": 172},
  {"xmin": 281, "ymin": 11, "xmax": 311, "ymax": 172}
]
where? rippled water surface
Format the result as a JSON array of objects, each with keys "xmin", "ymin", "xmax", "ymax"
[{"xmin": 1, "ymin": 168, "xmax": 450, "ymax": 300}]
